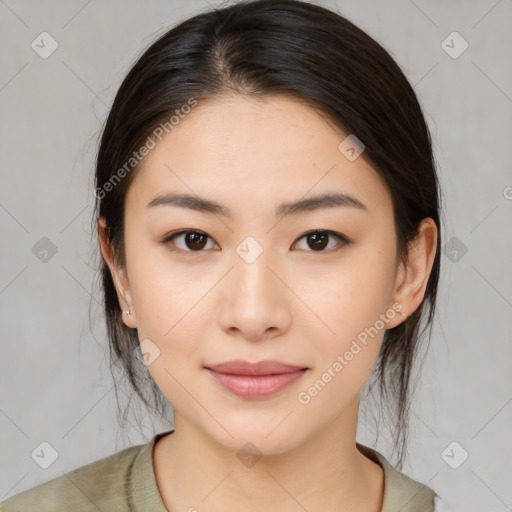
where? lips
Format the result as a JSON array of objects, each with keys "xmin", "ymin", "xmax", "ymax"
[
  {"xmin": 206, "ymin": 360, "xmax": 306, "ymax": 375},
  {"xmin": 205, "ymin": 360, "xmax": 308, "ymax": 399}
]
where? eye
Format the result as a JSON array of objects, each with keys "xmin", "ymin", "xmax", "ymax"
[
  {"xmin": 292, "ymin": 230, "xmax": 350, "ymax": 252},
  {"xmin": 162, "ymin": 230, "xmax": 218, "ymax": 253},
  {"xmin": 162, "ymin": 229, "xmax": 350, "ymax": 254}
]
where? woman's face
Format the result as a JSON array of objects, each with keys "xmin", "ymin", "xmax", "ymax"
[{"xmin": 108, "ymin": 94, "xmax": 409, "ymax": 454}]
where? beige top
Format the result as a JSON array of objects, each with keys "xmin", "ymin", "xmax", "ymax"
[{"xmin": 1, "ymin": 430, "xmax": 440, "ymax": 511}]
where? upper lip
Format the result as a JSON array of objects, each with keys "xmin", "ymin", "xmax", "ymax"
[{"xmin": 205, "ymin": 360, "xmax": 307, "ymax": 376}]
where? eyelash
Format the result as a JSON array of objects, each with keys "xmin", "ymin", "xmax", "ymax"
[{"xmin": 161, "ymin": 229, "xmax": 350, "ymax": 255}]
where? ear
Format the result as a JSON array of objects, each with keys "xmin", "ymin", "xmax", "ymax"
[
  {"xmin": 387, "ymin": 217, "xmax": 438, "ymax": 329},
  {"xmin": 97, "ymin": 217, "xmax": 137, "ymax": 329}
]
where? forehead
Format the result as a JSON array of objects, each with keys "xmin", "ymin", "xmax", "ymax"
[{"xmin": 126, "ymin": 94, "xmax": 392, "ymax": 218}]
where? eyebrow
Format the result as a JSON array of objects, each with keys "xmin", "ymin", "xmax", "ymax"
[{"xmin": 145, "ymin": 191, "xmax": 367, "ymax": 218}]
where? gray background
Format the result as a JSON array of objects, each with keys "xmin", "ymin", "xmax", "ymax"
[{"xmin": 1, "ymin": 0, "xmax": 511, "ymax": 510}]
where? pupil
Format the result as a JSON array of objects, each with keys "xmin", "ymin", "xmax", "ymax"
[
  {"xmin": 309, "ymin": 232, "xmax": 328, "ymax": 250},
  {"xmin": 187, "ymin": 232, "xmax": 206, "ymax": 250}
]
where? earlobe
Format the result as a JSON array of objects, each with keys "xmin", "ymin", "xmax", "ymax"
[
  {"xmin": 97, "ymin": 218, "xmax": 137, "ymax": 328},
  {"xmin": 388, "ymin": 218, "xmax": 438, "ymax": 329}
]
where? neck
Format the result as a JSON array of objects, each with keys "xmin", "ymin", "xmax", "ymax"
[{"xmin": 153, "ymin": 402, "xmax": 384, "ymax": 512}]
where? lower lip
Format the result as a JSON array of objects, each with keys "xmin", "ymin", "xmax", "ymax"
[{"xmin": 206, "ymin": 369, "xmax": 307, "ymax": 399}]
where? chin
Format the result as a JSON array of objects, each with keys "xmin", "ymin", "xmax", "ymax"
[{"xmin": 206, "ymin": 420, "xmax": 302, "ymax": 457}]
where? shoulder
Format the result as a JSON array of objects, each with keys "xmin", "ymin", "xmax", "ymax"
[
  {"xmin": 0, "ymin": 442, "xmax": 144, "ymax": 511},
  {"xmin": 357, "ymin": 442, "xmax": 440, "ymax": 512}
]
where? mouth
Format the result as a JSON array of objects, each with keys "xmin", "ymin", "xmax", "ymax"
[{"xmin": 204, "ymin": 360, "xmax": 309, "ymax": 399}]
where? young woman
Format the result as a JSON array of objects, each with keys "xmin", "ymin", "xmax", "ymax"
[{"xmin": 2, "ymin": 0, "xmax": 453, "ymax": 510}]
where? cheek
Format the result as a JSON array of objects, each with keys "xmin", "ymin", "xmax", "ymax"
[
  {"xmin": 297, "ymin": 259, "xmax": 391, "ymax": 410},
  {"xmin": 300, "ymin": 247, "xmax": 396, "ymax": 347},
  {"xmin": 126, "ymin": 239, "xmax": 210, "ymax": 337},
  {"xmin": 296, "ymin": 332, "xmax": 382, "ymax": 423},
  {"xmin": 128, "ymin": 259, "xmax": 212, "ymax": 404}
]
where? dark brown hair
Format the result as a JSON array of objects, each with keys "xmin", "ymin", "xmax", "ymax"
[{"xmin": 91, "ymin": 0, "xmax": 441, "ymax": 469}]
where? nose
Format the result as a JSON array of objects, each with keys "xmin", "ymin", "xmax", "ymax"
[{"xmin": 215, "ymin": 248, "xmax": 292, "ymax": 342}]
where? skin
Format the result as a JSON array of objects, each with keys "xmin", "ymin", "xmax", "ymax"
[{"xmin": 99, "ymin": 94, "xmax": 437, "ymax": 512}]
